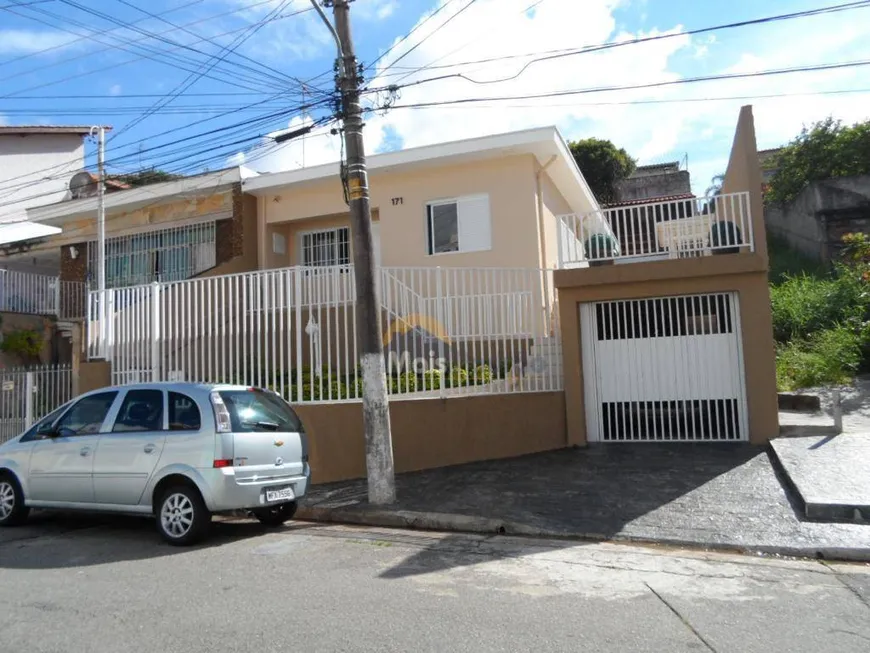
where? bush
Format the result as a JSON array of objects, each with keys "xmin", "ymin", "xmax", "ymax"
[
  {"xmin": 775, "ymin": 326, "xmax": 863, "ymax": 390},
  {"xmin": 447, "ymin": 367, "xmax": 469, "ymax": 388},
  {"xmin": 472, "ymin": 364, "xmax": 493, "ymax": 385},
  {"xmin": 421, "ymin": 369, "xmax": 442, "ymax": 390},
  {"xmin": 391, "ymin": 372, "xmax": 419, "ymax": 394},
  {"xmin": 770, "ymin": 272, "xmax": 869, "ymax": 343}
]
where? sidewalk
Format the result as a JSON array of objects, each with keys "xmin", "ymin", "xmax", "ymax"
[{"xmin": 298, "ymin": 444, "xmax": 870, "ymax": 561}]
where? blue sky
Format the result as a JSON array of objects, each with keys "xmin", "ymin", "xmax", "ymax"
[{"xmin": 2, "ymin": 0, "xmax": 869, "ymax": 200}]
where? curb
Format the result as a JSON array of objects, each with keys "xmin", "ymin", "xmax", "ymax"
[{"xmin": 295, "ymin": 505, "xmax": 870, "ymax": 563}]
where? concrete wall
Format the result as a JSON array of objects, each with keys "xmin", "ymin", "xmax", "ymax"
[
  {"xmin": 614, "ymin": 170, "xmax": 691, "ymax": 202},
  {"xmin": 263, "ymin": 155, "xmax": 542, "ymax": 270},
  {"xmin": 539, "ymin": 167, "xmax": 573, "ymax": 269},
  {"xmin": 0, "ymin": 134, "xmax": 84, "ymax": 222},
  {"xmin": 764, "ymin": 174, "xmax": 870, "ymax": 263},
  {"xmin": 297, "ymin": 392, "xmax": 567, "ymax": 485}
]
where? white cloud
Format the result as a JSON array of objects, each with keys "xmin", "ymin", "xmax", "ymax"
[
  {"xmin": 228, "ymin": 114, "xmax": 343, "ymax": 173},
  {"xmin": 0, "ymin": 30, "xmax": 77, "ymax": 55},
  {"xmin": 109, "ymin": 84, "xmax": 123, "ymax": 96},
  {"xmin": 228, "ymin": 0, "xmax": 870, "ymax": 196}
]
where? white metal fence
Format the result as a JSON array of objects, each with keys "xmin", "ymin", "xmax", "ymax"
[
  {"xmin": 0, "ymin": 364, "xmax": 73, "ymax": 443},
  {"xmin": 0, "ymin": 270, "xmax": 87, "ymax": 319},
  {"xmin": 557, "ymin": 191, "xmax": 754, "ymax": 266},
  {"xmin": 88, "ymin": 265, "xmax": 562, "ymax": 402}
]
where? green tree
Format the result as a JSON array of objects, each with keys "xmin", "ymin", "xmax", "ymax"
[
  {"xmin": 115, "ymin": 168, "xmax": 184, "ymax": 187},
  {"xmin": 567, "ymin": 138, "xmax": 636, "ymax": 204},
  {"xmin": 766, "ymin": 117, "xmax": 870, "ymax": 205}
]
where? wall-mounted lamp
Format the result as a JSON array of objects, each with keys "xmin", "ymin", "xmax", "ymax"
[{"xmin": 69, "ymin": 245, "xmax": 78, "ymax": 260}]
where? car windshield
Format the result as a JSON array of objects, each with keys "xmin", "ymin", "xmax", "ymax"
[{"xmin": 218, "ymin": 389, "xmax": 302, "ymax": 433}]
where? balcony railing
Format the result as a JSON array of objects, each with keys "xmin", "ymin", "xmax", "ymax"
[
  {"xmin": 556, "ymin": 191, "xmax": 754, "ymax": 267},
  {"xmin": 0, "ymin": 270, "xmax": 86, "ymax": 319}
]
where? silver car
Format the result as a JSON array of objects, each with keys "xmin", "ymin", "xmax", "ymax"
[{"xmin": 0, "ymin": 383, "xmax": 310, "ymax": 546}]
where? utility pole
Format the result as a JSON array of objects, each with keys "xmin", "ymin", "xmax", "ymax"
[
  {"xmin": 90, "ymin": 125, "xmax": 107, "ymax": 358},
  {"xmin": 313, "ymin": 0, "xmax": 396, "ymax": 504}
]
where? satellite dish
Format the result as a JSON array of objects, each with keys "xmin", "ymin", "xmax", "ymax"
[{"xmin": 69, "ymin": 171, "xmax": 96, "ymax": 199}]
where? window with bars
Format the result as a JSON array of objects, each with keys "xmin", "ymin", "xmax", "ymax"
[
  {"xmin": 87, "ymin": 222, "xmax": 216, "ymax": 289},
  {"xmin": 300, "ymin": 227, "xmax": 350, "ymax": 267}
]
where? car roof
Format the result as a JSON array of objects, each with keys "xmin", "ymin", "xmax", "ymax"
[{"xmin": 85, "ymin": 382, "xmax": 259, "ymax": 396}]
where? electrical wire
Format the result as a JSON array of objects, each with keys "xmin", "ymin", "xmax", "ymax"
[
  {"xmin": 106, "ymin": 0, "xmax": 296, "ymax": 143},
  {"xmin": 370, "ymin": 0, "xmax": 870, "ymax": 88}
]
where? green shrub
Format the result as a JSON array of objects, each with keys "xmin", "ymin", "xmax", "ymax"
[
  {"xmin": 770, "ymin": 272, "xmax": 869, "ymax": 343},
  {"xmin": 448, "ymin": 366, "xmax": 469, "ymax": 387},
  {"xmin": 472, "ymin": 364, "xmax": 493, "ymax": 385},
  {"xmin": 0, "ymin": 329, "xmax": 43, "ymax": 363},
  {"xmin": 421, "ymin": 369, "xmax": 442, "ymax": 390},
  {"xmin": 391, "ymin": 372, "xmax": 419, "ymax": 394},
  {"xmin": 775, "ymin": 326, "xmax": 863, "ymax": 390}
]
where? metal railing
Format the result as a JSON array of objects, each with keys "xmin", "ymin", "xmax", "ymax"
[
  {"xmin": 88, "ymin": 265, "xmax": 562, "ymax": 403},
  {"xmin": 557, "ymin": 191, "xmax": 754, "ymax": 266},
  {"xmin": 0, "ymin": 270, "xmax": 87, "ymax": 319},
  {"xmin": 0, "ymin": 364, "xmax": 73, "ymax": 443}
]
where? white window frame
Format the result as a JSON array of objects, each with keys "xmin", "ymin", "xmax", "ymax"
[
  {"xmin": 426, "ymin": 193, "xmax": 492, "ymax": 256},
  {"xmin": 298, "ymin": 226, "xmax": 351, "ymax": 267}
]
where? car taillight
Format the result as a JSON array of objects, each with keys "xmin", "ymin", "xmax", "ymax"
[
  {"xmin": 210, "ymin": 391, "xmax": 232, "ymax": 433},
  {"xmin": 213, "ymin": 459, "xmax": 233, "ymax": 468}
]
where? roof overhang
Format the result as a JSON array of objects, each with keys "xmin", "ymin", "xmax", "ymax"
[
  {"xmin": 0, "ymin": 220, "xmax": 62, "ymax": 246},
  {"xmin": 25, "ymin": 167, "xmax": 252, "ymax": 225},
  {"xmin": 243, "ymin": 126, "xmax": 600, "ymax": 215},
  {"xmin": 0, "ymin": 126, "xmax": 101, "ymax": 136}
]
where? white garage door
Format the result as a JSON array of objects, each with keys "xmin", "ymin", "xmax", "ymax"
[{"xmin": 580, "ymin": 292, "xmax": 748, "ymax": 442}]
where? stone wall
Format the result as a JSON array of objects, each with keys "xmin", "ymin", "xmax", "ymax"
[{"xmin": 764, "ymin": 174, "xmax": 870, "ymax": 263}]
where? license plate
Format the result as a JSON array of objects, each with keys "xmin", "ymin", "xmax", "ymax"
[{"xmin": 265, "ymin": 486, "xmax": 295, "ymax": 503}]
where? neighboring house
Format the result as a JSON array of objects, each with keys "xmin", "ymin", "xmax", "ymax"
[
  {"xmin": 614, "ymin": 160, "xmax": 692, "ymax": 203},
  {"xmin": 22, "ymin": 167, "xmax": 260, "ymax": 310},
  {"xmin": 0, "ymin": 125, "xmax": 97, "ymax": 271},
  {"xmin": 765, "ymin": 174, "xmax": 870, "ymax": 263}
]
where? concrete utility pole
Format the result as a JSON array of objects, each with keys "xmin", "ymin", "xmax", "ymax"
[
  {"xmin": 315, "ymin": 0, "xmax": 396, "ymax": 504},
  {"xmin": 90, "ymin": 125, "xmax": 107, "ymax": 358}
]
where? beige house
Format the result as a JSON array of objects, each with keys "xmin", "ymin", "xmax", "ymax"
[{"xmin": 15, "ymin": 107, "xmax": 778, "ymax": 486}]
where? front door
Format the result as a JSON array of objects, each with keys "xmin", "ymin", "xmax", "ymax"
[
  {"xmin": 27, "ymin": 391, "xmax": 119, "ymax": 504},
  {"xmin": 93, "ymin": 389, "xmax": 167, "ymax": 505}
]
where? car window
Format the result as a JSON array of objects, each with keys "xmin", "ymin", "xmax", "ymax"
[
  {"xmin": 19, "ymin": 403, "xmax": 71, "ymax": 443},
  {"xmin": 169, "ymin": 392, "xmax": 201, "ymax": 431},
  {"xmin": 113, "ymin": 389, "xmax": 164, "ymax": 433},
  {"xmin": 218, "ymin": 389, "xmax": 302, "ymax": 433},
  {"xmin": 55, "ymin": 391, "xmax": 118, "ymax": 436}
]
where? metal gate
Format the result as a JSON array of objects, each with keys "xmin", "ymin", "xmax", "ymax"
[
  {"xmin": 580, "ymin": 292, "xmax": 748, "ymax": 442},
  {"xmin": 0, "ymin": 364, "xmax": 73, "ymax": 443}
]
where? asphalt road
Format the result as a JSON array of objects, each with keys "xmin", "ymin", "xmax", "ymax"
[{"xmin": 0, "ymin": 513, "xmax": 869, "ymax": 653}]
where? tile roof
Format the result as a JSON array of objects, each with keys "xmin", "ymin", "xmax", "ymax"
[{"xmin": 604, "ymin": 192, "xmax": 696, "ymax": 208}]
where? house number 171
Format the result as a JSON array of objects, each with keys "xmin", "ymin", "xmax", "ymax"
[{"xmin": 391, "ymin": 197, "xmax": 403, "ymax": 206}]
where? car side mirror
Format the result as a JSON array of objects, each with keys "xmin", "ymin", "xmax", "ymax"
[{"xmin": 36, "ymin": 424, "xmax": 57, "ymax": 438}]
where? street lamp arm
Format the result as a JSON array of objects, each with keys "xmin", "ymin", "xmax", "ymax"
[{"xmin": 309, "ymin": 0, "xmax": 345, "ymax": 69}]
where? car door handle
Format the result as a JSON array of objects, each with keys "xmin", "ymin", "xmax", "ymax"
[
  {"xmin": 80, "ymin": 447, "xmax": 91, "ymax": 457},
  {"xmin": 144, "ymin": 444, "xmax": 156, "ymax": 454}
]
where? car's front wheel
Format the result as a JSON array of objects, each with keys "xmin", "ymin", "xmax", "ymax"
[
  {"xmin": 253, "ymin": 501, "xmax": 297, "ymax": 527},
  {"xmin": 0, "ymin": 473, "xmax": 29, "ymax": 527},
  {"xmin": 156, "ymin": 486, "xmax": 210, "ymax": 546}
]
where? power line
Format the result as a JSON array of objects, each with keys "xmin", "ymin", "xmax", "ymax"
[
  {"xmin": 362, "ymin": 0, "xmax": 460, "ymax": 74},
  {"xmin": 371, "ymin": 0, "xmax": 870, "ymax": 88},
  {"xmin": 106, "ymin": 0, "xmax": 296, "ymax": 143},
  {"xmin": 0, "ymin": 4, "xmax": 325, "ymax": 97},
  {"xmin": 366, "ymin": 58, "xmax": 870, "ymax": 103},
  {"xmin": 376, "ymin": 0, "xmax": 480, "ymax": 78}
]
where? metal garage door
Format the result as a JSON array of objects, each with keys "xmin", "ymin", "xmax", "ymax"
[{"xmin": 580, "ymin": 292, "xmax": 748, "ymax": 442}]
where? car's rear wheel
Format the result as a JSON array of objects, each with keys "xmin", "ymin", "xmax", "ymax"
[
  {"xmin": 156, "ymin": 486, "xmax": 210, "ymax": 546},
  {"xmin": 0, "ymin": 474, "xmax": 29, "ymax": 527},
  {"xmin": 253, "ymin": 501, "xmax": 297, "ymax": 527}
]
